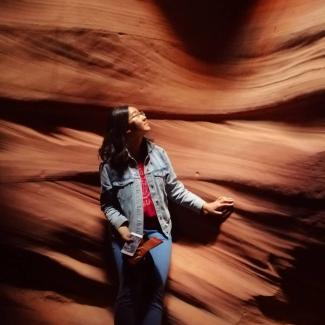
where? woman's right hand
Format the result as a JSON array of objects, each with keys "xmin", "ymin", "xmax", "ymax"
[
  {"xmin": 118, "ymin": 225, "xmax": 132, "ymax": 242},
  {"xmin": 201, "ymin": 196, "xmax": 234, "ymax": 217}
]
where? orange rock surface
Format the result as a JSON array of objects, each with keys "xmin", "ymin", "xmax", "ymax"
[{"xmin": 0, "ymin": 1, "xmax": 324, "ymax": 324}]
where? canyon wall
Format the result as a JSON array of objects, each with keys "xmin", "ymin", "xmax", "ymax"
[{"xmin": 0, "ymin": 1, "xmax": 324, "ymax": 324}]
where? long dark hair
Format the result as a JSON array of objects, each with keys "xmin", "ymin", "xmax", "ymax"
[{"xmin": 98, "ymin": 106, "xmax": 130, "ymax": 171}]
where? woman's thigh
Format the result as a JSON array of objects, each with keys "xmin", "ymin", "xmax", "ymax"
[
  {"xmin": 145, "ymin": 230, "xmax": 172, "ymax": 286},
  {"xmin": 111, "ymin": 239, "xmax": 124, "ymax": 277},
  {"xmin": 111, "ymin": 231, "xmax": 172, "ymax": 286}
]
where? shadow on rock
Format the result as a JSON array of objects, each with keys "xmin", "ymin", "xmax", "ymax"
[
  {"xmin": 0, "ymin": 241, "xmax": 114, "ymax": 308},
  {"xmin": 170, "ymin": 200, "xmax": 232, "ymax": 244},
  {"xmin": 255, "ymin": 243, "xmax": 325, "ymax": 325},
  {"xmin": 155, "ymin": 0, "xmax": 256, "ymax": 63}
]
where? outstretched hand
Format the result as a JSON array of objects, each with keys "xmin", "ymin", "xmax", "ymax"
[{"xmin": 201, "ymin": 196, "xmax": 234, "ymax": 218}]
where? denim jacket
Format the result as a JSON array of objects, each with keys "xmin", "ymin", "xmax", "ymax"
[{"xmin": 99, "ymin": 138, "xmax": 206, "ymax": 238}]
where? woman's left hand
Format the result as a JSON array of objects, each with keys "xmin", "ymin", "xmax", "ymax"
[{"xmin": 201, "ymin": 196, "xmax": 234, "ymax": 217}]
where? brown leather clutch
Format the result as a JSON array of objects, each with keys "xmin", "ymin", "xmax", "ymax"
[{"xmin": 125, "ymin": 237, "xmax": 163, "ymax": 265}]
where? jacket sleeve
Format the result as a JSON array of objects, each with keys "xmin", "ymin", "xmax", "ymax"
[
  {"xmin": 99, "ymin": 163, "xmax": 128, "ymax": 229},
  {"xmin": 161, "ymin": 149, "xmax": 206, "ymax": 214}
]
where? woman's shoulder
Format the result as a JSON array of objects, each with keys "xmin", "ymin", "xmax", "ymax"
[
  {"xmin": 99, "ymin": 160, "xmax": 110, "ymax": 175},
  {"xmin": 99, "ymin": 160, "xmax": 117, "ymax": 175},
  {"xmin": 146, "ymin": 138, "xmax": 165, "ymax": 154},
  {"xmin": 146, "ymin": 139, "xmax": 170, "ymax": 165},
  {"xmin": 99, "ymin": 160, "xmax": 130, "ymax": 184}
]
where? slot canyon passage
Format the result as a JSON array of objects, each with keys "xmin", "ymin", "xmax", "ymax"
[{"xmin": 0, "ymin": 1, "xmax": 324, "ymax": 324}]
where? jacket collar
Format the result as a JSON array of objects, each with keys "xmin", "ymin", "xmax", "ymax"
[
  {"xmin": 126, "ymin": 137, "xmax": 154, "ymax": 164},
  {"xmin": 145, "ymin": 137, "xmax": 154, "ymax": 153}
]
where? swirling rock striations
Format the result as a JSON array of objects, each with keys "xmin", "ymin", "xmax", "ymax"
[{"xmin": 0, "ymin": 1, "xmax": 324, "ymax": 324}]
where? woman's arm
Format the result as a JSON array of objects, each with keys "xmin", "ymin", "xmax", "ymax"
[
  {"xmin": 99, "ymin": 163, "xmax": 131, "ymax": 240},
  {"xmin": 161, "ymin": 150, "xmax": 234, "ymax": 216},
  {"xmin": 161, "ymin": 149, "xmax": 206, "ymax": 213}
]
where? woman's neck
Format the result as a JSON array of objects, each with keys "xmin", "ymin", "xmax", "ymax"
[{"xmin": 127, "ymin": 136, "xmax": 145, "ymax": 160}]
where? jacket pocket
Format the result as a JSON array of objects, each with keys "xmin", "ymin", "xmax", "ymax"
[
  {"xmin": 153, "ymin": 170, "xmax": 167, "ymax": 177},
  {"xmin": 112, "ymin": 178, "xmax": 134, "ymax": 210},
  {"xmin": 112, "ymin": 178, "xmax": 134, "ymax": 187},
  {"xmin": 153, "ymin": 169, "xmax": 168, "ymax": 197}
]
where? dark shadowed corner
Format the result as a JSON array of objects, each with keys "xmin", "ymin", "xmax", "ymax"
[
  {"xmin": 255, "ymin": 242, "xmax": 325, "ymax": 325},
  {"xmin": 154, "ymin": 0, "xmax": 257, "ymax": 63}
]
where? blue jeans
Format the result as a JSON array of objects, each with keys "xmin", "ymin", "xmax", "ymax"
[{"xmin": 111, "ymin": 229, "xmax": 172, "ymax": 325}]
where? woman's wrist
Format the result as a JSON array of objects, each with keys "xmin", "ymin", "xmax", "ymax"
[
  {"xmin": 120, "ymin": 221, "xmax": 129, "ymax": 228},
  {"xmin": 200, "ymin": 202, "xmax": 208, "ymax": 215}
]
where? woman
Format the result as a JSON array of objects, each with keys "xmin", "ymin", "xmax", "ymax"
[{"xmin": 98, "ymin": 105, "xmax": 234, "ymax": 325}]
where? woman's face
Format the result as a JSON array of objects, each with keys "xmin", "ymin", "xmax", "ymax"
[{"xmin": 128, "ymin": 106, "xmax": 151, "ymax": 134}]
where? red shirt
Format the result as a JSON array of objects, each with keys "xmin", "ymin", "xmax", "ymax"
[{"xmin": 137, "ymin": 160, "xmax": 157, "ymax": 218}]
